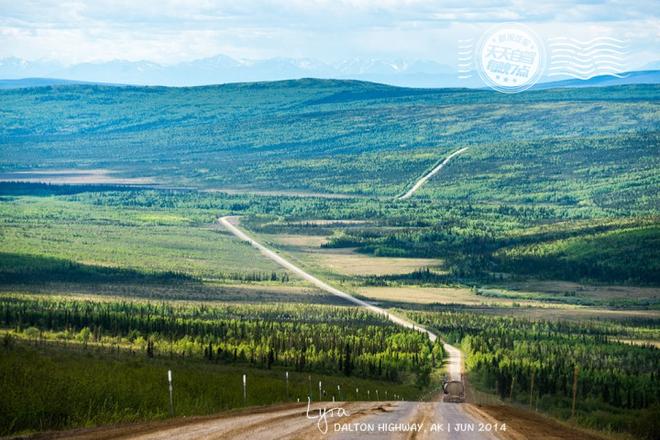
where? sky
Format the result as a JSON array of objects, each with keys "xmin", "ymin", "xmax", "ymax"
[{"xmin": 0, "ymin": 0, "xmax": 658, "ymax": 69}]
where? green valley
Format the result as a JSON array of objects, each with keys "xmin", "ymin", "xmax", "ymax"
[{"xmin": 0, "ymin": 79, "xmax": 658, "ymax": 439}]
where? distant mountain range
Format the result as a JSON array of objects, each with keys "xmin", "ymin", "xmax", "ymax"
[
  {"xmin": 0, "ymin": 78, "xmax": 105, "ymax": 89},
  {"xmin": 0, "ymin": 55, "xmax": 465, "ymax": 88},
  {"xmin": 1, "ymin": 55, "xmax": 658, "ymax": 89},
  {"xmin": 532, "ymin": 70, "xmax": 660, "ymax": 90}
]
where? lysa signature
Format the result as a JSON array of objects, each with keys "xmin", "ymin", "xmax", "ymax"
[{"xmin": 306, "ymin": 397, "xmax": 350, "ymax": 434}]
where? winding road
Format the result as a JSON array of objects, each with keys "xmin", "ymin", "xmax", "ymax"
[
  {"xmin": 61, "ymin": 216, "xmax": 502, "ymax": 440},
  {"xmin": 219, "ymin": 216, "xmax": 465, "ymax": 381},
  {"xmin": 220, "ymin": 216, "xmax": 463, "ymax": 379},
  {"xmin": 198, "ymin": 216, "xmax": 501, "ymax": 439},
  {"xmin": 219, "ymin": 217, "xmax": 443, "ymax": 356},
  {"xmin": 398, "ymin": 147, "xmax": 469, "ymax": 200}
]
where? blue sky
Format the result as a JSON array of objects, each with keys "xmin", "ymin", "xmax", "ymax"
[{"xmin": 1, "ymin": 0, "xmax": 658, "ymax": 68}]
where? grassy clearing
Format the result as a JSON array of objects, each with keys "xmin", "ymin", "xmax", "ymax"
[
  {"xmin": 0, "ymin": 168, "xmax": 154, "ymax": 185},
  {"xmin": 499, "ymin": 280, "xmax": 660, "ymax": 301},
  {"xmin": 354, "ymin": 285, "xmax": 534, "ymax": 307},
  {"xmin": 265, "ymin": 233, "xmax": 329, "ymax": 247},
  {"xmin": 0, "ymin": 197, "xmax": 292, "ymax": 282},
  {"xmin": 451, "ymin": 305, "xmax": 660, "ymax": 325},
  {"xmin": 0, "ymin": 281, "xmax": 341, "ymax": 305},
  {"xmin": 260, "ymin": 230, "xmax": 443, "ymax": 279},
  {"xmin": 306, "ymin": 252, "xmax": 440, "ymax": 277},
  {"xmin": 475, "ymin": 284, "xmax": 660, "ymax": 309}
]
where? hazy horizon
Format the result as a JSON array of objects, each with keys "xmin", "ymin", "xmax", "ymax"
[{"xmin": 2, "ymin": 1, "xmax": 658, "ymax": 68}]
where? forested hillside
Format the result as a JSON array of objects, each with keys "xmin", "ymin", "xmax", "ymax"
[
  {"xmin": 1, "ymin": 80, "xmax": 658, "ymax": 204},
  {"xmin": 1, "ymin": 80, "xmax": 658, "ymax": 284}
]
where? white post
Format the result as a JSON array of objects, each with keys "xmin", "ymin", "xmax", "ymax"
[
  {"xmin": 285, "ymin": 371, "xmax": 289, "ymax": 399},
  {"xmin": 167, "ymin": 370, "xmax": 174, "ymax": 416},
  {"xmin": 243, "ymin": 374, "xmax": 247, "ymax": 404},
  {"xmin": 318, "ymin": 381, "xmax": 322, "ymax": 401},
  {"xmin": 337, "ymin": 384, "xmax": 341, "ymax": 401},
  {"xmin": 367, "ymin": 390, "xmax": 370, "ymax": 399},
  {"xmin": 355, "ymin": 388, "xmax": 359, "ymax": 399},
  {"xmin": 376, "ymin": 390, "xmax": 379, "ymax": 400}
]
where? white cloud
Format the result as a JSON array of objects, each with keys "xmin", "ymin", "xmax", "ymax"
[{"xmin": 0, "ymin": 0, "xmax": 657, "ymax": 65}]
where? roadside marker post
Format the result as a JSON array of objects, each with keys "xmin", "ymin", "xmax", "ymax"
[
  {"xmin": 319, "ymin": 381, "xmax": 322, "ymax": 401},
  {"xmin": 572, "ymin": 366, "xmax": 580, "ymax": 418},
  {"xmin": 167, "ymin": 370, "xmax": 174, "ymax": 416},
  {"xmin": 529, "ymin": 370, "xmax": 535, "ymax": 408},
  {"xmin": 285, "ymin": 371, "xmax": 289, "ymax": 399},
  {"xmin": 243, "ymin": 374, "xmax": 247, "ymax": 404}
]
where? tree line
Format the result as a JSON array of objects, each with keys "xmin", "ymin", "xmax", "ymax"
[{"xmin": 1, "ymin": 296, "xmax": 443, "ymax": 384}]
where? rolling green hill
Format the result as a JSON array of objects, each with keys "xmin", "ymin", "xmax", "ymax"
[
  {"xmin": 1, "ymin": 80, "xmax": 658, "ymax": 204},
  {"xmin": 0, "ymin": 80, "xmax": 658, "ymax": 285}
]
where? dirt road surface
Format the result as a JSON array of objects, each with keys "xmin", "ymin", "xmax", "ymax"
[
  {"xmin": 85, "ymin": 401, "xmax": 499, "ymax": 440},
  {"xmin": 47, "ymin": 400, "xmax": 604, "ymax": 440}
]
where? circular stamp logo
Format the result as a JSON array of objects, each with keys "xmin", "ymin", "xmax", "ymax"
[{"xmin": 476, "ymin": 23, "xmax": 545, "ymax": 93}]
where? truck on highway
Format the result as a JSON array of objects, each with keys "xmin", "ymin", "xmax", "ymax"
[{"xmin": 442, "ymin": 380, "xmax": 465, "ymax": 403}]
